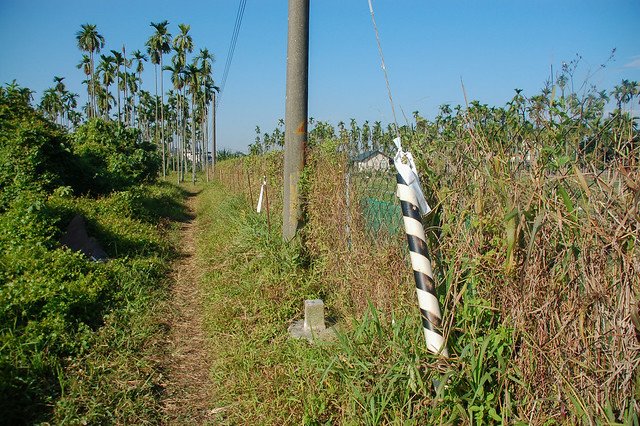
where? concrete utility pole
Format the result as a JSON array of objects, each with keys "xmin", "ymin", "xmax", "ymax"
[{"xmin": 282, "ymin": 0, "xmax": 310, "ymax": 241}]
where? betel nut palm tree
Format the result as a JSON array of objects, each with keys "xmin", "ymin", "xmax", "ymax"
[
  {"xmin": 164, "ymin": 59, "xmax": 186, "ymax": 182},
  {"xmin": 76, "ymin": 24, "xmax": 105, "ymax": 119},
  {"xmin": 173, "ymin": 24, "xmax": 193, "ymax": 69},
  {"xmin": 97, "ymin": 54, "xmax": 116, "ymax": 120},
  {"xmin": 110, "ymin": 49, "xmax": 125, "ymax": 123},
  {"xmin": 172, "ymin": 23, "xmax": 193, "ymax": 181},
  {"xmin": 131, "ymin": 50, "xmax": 148, "ymax": 128},
  {"xmin": 146, "ymin": 20, "xmax": 172, "ymax": 178},
  {"xmin": 197, "ymin": 47, "xmax": 217, "ymax": 179},
  {"xmin": 184, "ymin": 61, "xmax": 201, "ymax": 185}
]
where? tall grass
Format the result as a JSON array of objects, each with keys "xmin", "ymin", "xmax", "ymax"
[
  {"xmin": 195, "ymin": 181, "xmax": 526, "ymax": 424},
  {"xmin": 195, "ymin": 183, "xmax": 326, "ymax": 424},
  {"xmin": 214, "ymin": 84, "xmax": 638, "ymax": 423}
]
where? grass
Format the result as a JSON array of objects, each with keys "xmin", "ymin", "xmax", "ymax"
[
  {"xmin": 213, "ymin": 113, "xmax": 639, "ymax": 424},
  {"xmin": 194, "ymin": 180, "xmax": 527, "ymax": 425},
  {"xmin": 195, "ymin": 182, "xmax": 325, "ymax": 424},
  {"xmin": 0, "ymin": 181, "xmax": 190, "ymax": 424},
  {"xmin": 52, "ymin": 181, "xmax": 195, "ymax": 424}
]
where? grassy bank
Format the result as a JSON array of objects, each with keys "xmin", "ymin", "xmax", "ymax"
[
  {"xmin": 214, "ymin": 150, "xmax": 638, "ymax": 424},
  {"xmin": 0, "ymin": 181, "xmax": 189, "ymax": 424},
  {"xmin": 195, "ymin": 182, "xmax": 516, "ymax": 424},
  {"xmin": 195, "ymin": 183, "xmax": 324, "ymax": 423},
  {"xmin": 214, "ymin": 74, "xmax": 639, "ymax": 422}
]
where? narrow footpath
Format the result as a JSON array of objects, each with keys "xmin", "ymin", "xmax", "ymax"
[{"xmin": 161, "ymin": 191, "xmax": 215, "ymax": 424}]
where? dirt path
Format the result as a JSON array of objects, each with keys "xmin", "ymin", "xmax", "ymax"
[{"xmin": 161, "ymin": 191, "xmax": 215, "ymax": 424}]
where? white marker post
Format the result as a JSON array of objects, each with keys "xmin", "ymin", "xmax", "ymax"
[{"xmin": 257, "ymin": 176, "xmax": 266, "ymax": 213}]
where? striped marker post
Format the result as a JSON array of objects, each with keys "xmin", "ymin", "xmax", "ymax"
[{"xmin": 394, "ymin": 138, "xmax": 448, "ymax": 356}]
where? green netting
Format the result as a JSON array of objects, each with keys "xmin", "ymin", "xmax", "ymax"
[
  {"xmin": 361, "ymin": 196, "xmax": 402, "ymax": 236},
  {"xmin": 347, "ymin": 153, "xmax": 404, "ymax": 240}
]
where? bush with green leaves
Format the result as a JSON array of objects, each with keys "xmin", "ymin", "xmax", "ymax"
[
  {"xmin": 73, "ymin": 119, "xmax": 161, "ymax": 194},
  {"xmin": 0, "ymin": 182, "xmax": 185, "ymax": 424},
  {"xmin": 1, "ymin": 83, "xmax": 161, "ymax": 208},
  {"xmin": 0, "ymin": 84, "xmax": 77, "ymax": 211},
  {"xmin": 0, "ymin": 82, "xmax": 177, "ymax": 424}
]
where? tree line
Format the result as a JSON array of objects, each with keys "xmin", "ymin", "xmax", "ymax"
[
  {"xmin": 37, "ymin": 22, "xmax": 218, "ymax": 184},
  {"xmin": 251, "ymin": 55, "xmax": 638, "ymax": 170}
]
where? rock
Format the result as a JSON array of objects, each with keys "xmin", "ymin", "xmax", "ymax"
[{"xmin": 60, "ymin": 214, "xmax": 108, "ymax": 261}]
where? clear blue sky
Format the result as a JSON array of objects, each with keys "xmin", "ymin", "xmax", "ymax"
[{"xmin": 1, "ymin": 0, "xmax": 639, "ymax": 152}]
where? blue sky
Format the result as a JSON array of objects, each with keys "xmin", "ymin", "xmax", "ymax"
[{"xmin": 1, "ymin": 0, "xmax": 639, "ymax": 152}]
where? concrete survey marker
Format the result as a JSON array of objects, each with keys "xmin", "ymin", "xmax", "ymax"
[{"xmin": 288, "ymin": 299, "xmax": 336, "ymax": 342}]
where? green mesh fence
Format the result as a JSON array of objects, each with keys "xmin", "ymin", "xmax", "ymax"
[
  {"xmin": 347, "ymin": 149, "xmax": 402, "ymax": 240},
  {"xmin": 361, "ymin": 197, "xmax": 402, "ymax": 236},
  {"xmin": 215, "ymin": 146, "xmax": 405, "ymax": 243}
]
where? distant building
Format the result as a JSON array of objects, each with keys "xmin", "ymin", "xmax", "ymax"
[{"xmin": 352, "ymin": 150, "xmax": 392, "ymax": 172}]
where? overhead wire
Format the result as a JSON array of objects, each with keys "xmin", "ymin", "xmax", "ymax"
[
  {"xmin": 219, "ymin": 0, "xmax": 247, "ymax": 106},
  {"xmin": 222, "ymin": 0, "xmax": 245, "ymax": 90}
]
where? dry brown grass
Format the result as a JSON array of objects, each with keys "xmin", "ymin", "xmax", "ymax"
[
  {"xmin": 418, "ymin": 125, "xmax": 639, "ymax": 422},
  {"xmin": 214, "ymin": 129, "xmax": 638, "ymax": 422}
]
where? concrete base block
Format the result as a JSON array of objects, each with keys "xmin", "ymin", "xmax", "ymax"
[{"xmin": 288, "ymin": 299, "xmax": 336, "ymax": 342}]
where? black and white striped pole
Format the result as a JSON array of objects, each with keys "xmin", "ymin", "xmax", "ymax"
[{"xmin": 394, "ymin": 137, "xmax": 448, "ymax": 357}]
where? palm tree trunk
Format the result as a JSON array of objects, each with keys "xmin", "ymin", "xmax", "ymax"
[
  {"xmin": 116, "ymin": 70, "xmax": 121, "ymax": 124},
  {"xmin": 200, "ymin": 116, "xmax": 204, "ymax": 177},
  {"xmin": 123, "ymin": 49, "xmax": 129, "ymax": 125},
  {"xmin": 182, "ymin": 93, "xmax": 187, "ymax": 182},
  {"xmin": 176, "ymin": 93, "xmax": 180, "ymax": 183},
  {"xmin": 205, "ymin": 104, "xmax": 209, "ymax": 182},
  {"xmin": 178, "ymin": 92, "xmax": 182, "ymax": 182},
  {"xmin": 202, "ymin": 101, "xmax": 206, "ymax": 179},
  {"xmin": 191, "ymin": 97, "xmax": 196, "ymax": 185},
  {"xmin": 104, "ymin": 84, "xmax": 111, "ymax": 120},
  {"xmin": 154, "ymin": 63, "xmax": 159, "ymax": 159},
  {"xmin": 137, "ymin": 71, "xmax": 143, "ymax": 131},
  {"xmin": 160, "ymin": 55, "xmax": 166, "ymax": 179},
  {"xmin": 89, "ymin": 52, "xmax": 95, "ymax": 118}
]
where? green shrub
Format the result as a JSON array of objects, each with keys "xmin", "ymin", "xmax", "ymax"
[
  {"xmin": 73, "ymin": 119, "xmax": 161, "ymax": 194},
  {"xmin": 0, "ymin": 85, "xmax": 77, "ymax": 211},
  {"xmin": 0, "ymin": 181, "xmax": 183, "ymax": 423},
  {"xmin": 0, "ymin": 82, "xmax": 174, "ymax": 423}
]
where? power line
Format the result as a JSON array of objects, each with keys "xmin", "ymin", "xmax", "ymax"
[{"xmin": 219, "ymin": 0, "xmax": 247, "ymax": 105}]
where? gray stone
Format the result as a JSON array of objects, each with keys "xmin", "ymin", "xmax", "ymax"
[
  {"xmin": 288, "ymin": 299, "xmax": 337, "ymax": 342},
  {"xmin": 60, "ymin": 214, "xmax": 108, "ymax": 261},
  {"xmin": 303, "ymin": 299, "xmax": 326, "ymax": 331}
]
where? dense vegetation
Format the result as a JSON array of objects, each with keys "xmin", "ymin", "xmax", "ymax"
[
  {"xmin": 1, "ymin": 21, "xmax": 221, "ymax": 420},
  {"xmin": 40, "ymin": 21, "xmax": 217, "ymax": 184},
  {"xmin": 0, "ymin": 84, "xmax": 186, "ymax": 423},
  {"xmin": 214, "ymin": 68, "xmax": 639, "ymax": 424},
  {"xmin": 2, "ymin": 21, "xmax": 638, "ymax": 422}
]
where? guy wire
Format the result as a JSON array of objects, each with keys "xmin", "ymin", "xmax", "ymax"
[{"xmin": 367, "ymin": 0, "xmax": 400, "ymax": 138}]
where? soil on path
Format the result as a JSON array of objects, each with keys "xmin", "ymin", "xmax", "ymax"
[{"xmin": 161, "ymin": 191, "xmax": 215, "ymax": 424}]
